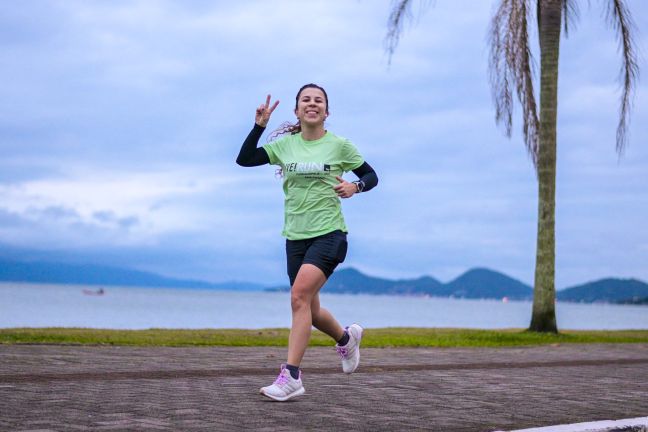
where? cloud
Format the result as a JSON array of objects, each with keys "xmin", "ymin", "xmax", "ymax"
[{"xmin": 0, "ymin": 166, "xmax": 233, "ymax": 243}]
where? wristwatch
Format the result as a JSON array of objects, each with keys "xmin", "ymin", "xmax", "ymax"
[{"xmin": 352, "ymin": 180, "xmax": 365, "ymax": 193}]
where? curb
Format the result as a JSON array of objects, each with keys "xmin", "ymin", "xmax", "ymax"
[{"xmin": 497, "ymin": 416, "xmax": 648, "ymax": 432}]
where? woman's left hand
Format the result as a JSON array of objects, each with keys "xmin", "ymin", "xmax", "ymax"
[{"xmin": 334, "ymin": 176, "xmax": 356, "ymax": 199}]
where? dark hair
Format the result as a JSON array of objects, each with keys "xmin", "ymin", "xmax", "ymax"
[{"xmin": 268, "ymin": 83, "xmax": 329, "ymax": 141}]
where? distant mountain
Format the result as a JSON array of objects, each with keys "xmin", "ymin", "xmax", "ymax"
[
  {"xmin": 266, "ymin": 267, "xmax": 531, "ymax": 299},
  {"xmin": 0, "ymin": 259, "xmax": 264, "ymax": 291},
  {"xmin": 268, "ymin": 268, "xmax": 647, "ymax": 304},
  {"xmin": 326, "ymin": 268, "xmax": 444, "ymax": 295},
  {"xmin": 557, "ymin": 278, "xmax": 648, "ymax": 303},
  {"xmin": 444, "ymin": 268, "xmax": 533, "ymax": 300}
]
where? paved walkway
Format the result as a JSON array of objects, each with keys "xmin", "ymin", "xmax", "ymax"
[{"xmin": 1, "ymin": 343, "xmax": 647, "ymax": 431}]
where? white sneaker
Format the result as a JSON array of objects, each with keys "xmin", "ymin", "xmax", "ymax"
[
  {"xmin": 336, "ymin": 323, "xmax": 363, "ymax": 374},
  {"xmin": 259, "ymin": 365, "xmax": 305, "ymax": 401}
]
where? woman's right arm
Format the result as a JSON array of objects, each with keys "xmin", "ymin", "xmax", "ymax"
[
  {"xmin": 236, "ymin": 124, "xmax": 270, "ymax": 167},
  {"xmin": 236, "ymin": 95, "xmax": 279, "ymax": 167}
]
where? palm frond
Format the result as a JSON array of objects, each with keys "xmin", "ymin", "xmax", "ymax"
[
  {"xmin": 385, "ymin": 0, "xmax": 435, "ymax": 64},
  {"xmin": 385, "ymin": 0, "xmax": 414, "ymax": 63},
  {"xmin": 489, "ymin": 0, "xmax": 540, "ymax": 168},
  {"xmin": 562, "ymin": 0, "xmax": 580, "ymax": 36},
  {"xmin": 605, "ymin": 0, "xmax": 639, "ymax": 154}
]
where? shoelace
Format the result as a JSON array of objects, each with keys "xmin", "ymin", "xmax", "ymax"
[
  {"xmin": 274, "ymin": 371, "xmax": 289, "ymax": 387},
  {"xmin": 336, "ymin": 345, "xmax": 349, "ymax": 359}
]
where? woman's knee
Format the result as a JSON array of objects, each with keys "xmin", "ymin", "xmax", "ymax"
[
  {"xmin": 290, "ymin": 288, "xmax": 311, "ymax": 312},
  {"xmin": 290, "ymin": 264, "xmax": 326, "ymax": 312}
]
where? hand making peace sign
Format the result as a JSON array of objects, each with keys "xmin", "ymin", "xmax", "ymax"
[{"xmin": 255, "ymin": 94, "xmax": 280, "ymax": 128}]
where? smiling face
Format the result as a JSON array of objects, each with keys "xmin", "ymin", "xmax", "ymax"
[{"xmin": 294, "ymin": 87, "xmax": 329, "ymax": 127}]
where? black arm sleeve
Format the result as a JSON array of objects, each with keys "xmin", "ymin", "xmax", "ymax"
[
  {"xmin": 351, "ymin": 161, "xmax": 378, "ymax": 192},
  {"xmin": 236, "ymin": 124, "xmax": 270, "ymax": 167}
]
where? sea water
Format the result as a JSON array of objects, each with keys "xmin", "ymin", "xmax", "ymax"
[{"xmin": 1, "ymin": 282, "xmax": 647, "ymax": 330}]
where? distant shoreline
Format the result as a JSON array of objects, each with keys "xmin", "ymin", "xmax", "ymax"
[
  {"xmin": 2, "ymin": 280, "xmax": 646, "ymax": 306},
  {"xmin": 2, "ymin": 260, "xmax": 647, "ymax": 303}
]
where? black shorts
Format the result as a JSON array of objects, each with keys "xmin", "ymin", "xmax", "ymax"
[{"xmin": 286, "ymin": 230, "xmax": 348, "ymax": 286}]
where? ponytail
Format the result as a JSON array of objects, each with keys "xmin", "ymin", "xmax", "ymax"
[{"xmin": 268, "ymin": 121, "xmax": 301, "ymax": 142}]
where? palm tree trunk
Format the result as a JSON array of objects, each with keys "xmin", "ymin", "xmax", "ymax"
[{"xmin": 529, "ymin": 0, "xmax": 561, "ymax": 333}]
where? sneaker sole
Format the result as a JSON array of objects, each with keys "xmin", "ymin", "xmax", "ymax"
[{"xmin": 259, "ymin": 386, "xmax": 305, "ymax": 402}]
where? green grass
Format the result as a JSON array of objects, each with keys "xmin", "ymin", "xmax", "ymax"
[{"xmin": 2, "ymin": 327, "xmax": 648, "ymax": 347}]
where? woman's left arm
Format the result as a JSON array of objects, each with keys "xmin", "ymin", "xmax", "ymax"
[{"xmin": 351, "ymin": 162, "xmax": 378, "ymax": 193}]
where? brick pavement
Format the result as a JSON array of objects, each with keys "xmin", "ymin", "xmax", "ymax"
[{"xmin": 1, "ymin": 343, "xmax": 647, "ymax": 431}]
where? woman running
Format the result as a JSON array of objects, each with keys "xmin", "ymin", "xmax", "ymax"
[{"xmin": 236, "ymin": 83, "xmax": 378, "ymax": 401}]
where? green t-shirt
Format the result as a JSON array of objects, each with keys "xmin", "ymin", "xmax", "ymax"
[{"xmin": 263, "ymin": 131, "xmax": 364, "ymax": 240}]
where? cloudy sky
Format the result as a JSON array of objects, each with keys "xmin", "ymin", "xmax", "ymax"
[{"xmin": 1, "ymin": 0, "xmax": 647, "ymax": 288}]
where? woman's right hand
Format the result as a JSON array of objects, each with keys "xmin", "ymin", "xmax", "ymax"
[{"xmin": 255, "ymin": 94, "xmax": 279, "ymax": 127}]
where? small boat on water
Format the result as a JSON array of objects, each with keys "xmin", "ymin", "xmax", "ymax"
[{"xmin": 82, "ymin": 288, "xmax": 105, "ymax": 296}]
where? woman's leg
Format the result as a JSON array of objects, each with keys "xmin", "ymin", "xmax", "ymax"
[
  {"xmin": 311, "ymin": 293, "xmax": 345, "ymax": 341},
  {"xmin": 287, "ymin": 264, "xmax": 328, "ymax": 366}
]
